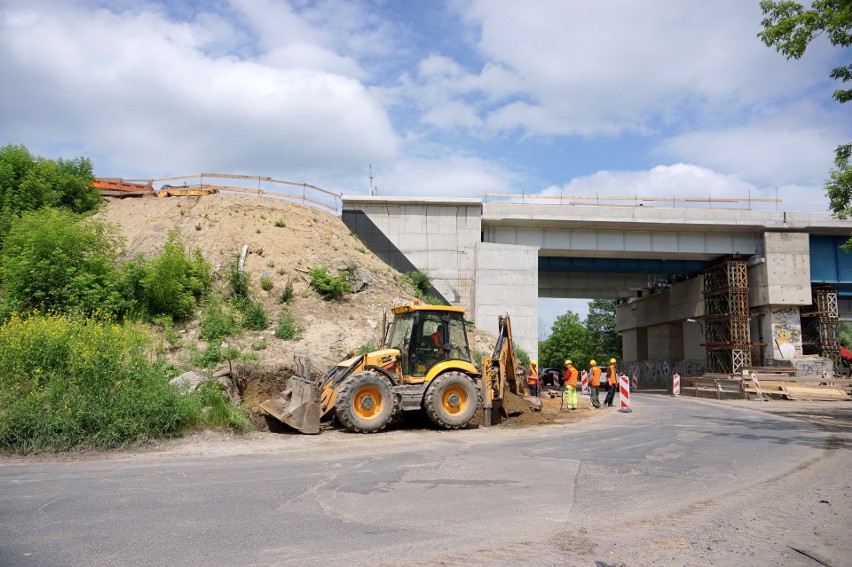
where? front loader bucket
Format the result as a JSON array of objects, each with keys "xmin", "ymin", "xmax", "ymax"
[{"xmin": 260, "ymin": 375, "xmax": 321, "ymax": 434}]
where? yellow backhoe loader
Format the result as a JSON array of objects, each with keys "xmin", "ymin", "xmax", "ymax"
[{"xmin": 260, "ymin": 303, "xmax": 520, "ymax": 434}]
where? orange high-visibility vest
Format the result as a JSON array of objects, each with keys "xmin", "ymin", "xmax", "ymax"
[
  {"xmin": 607, "ymin": 364, "xmax": 617, "ymax": 386},
  {"xmin": 590, "ymin": 366, "xmax": 601, "ymax": 386},
  {"xmin": 527, "ymin": 366, "xmax": 539, "ymax": 385},
  {"xmin": 565, "ymin": 367, "xmax": 578, "ymax": 387}
]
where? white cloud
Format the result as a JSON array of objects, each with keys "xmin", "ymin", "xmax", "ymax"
[
  {"xmin": 370, "ymin": 156, "xmax": 517, "ymax": 197},
  {"xmin": 539, "ymin": 163, "xmax": 829, "ymax": 212},
  {"xmin": 433, "ymin": 0, "xmax": 838, "ymax": 137},
  {"xmin": 0, "ymin": 0, "xmax": 399, "ymax": 179}
]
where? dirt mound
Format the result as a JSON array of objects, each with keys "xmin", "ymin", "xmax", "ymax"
[{"xmin": 95, "ymin": 193, "xmax": 598, "ymax": 432}]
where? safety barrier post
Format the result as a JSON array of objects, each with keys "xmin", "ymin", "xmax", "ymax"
[
  {"xmin": 581, "ymin": 370, "xmax": 589, "ymax": 394},
  {"xmin": 750, "ymin": 372, "xmax": 765, "ymax": 401},
  {"xmin": 631, "ymin": 371, "xmax": 638, "ymax": 391},
  {"xmin": 672, "ymin": 373, "xmax": 681, "ymax": 397},
  {"xmin": 618, "ymin": 374, "xmax": 632, "ymax": 413}
]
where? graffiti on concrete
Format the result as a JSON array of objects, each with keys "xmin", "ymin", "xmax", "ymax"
[
  {"xmin": 623, "ymin": 359, "xmax": 706, "ymax": 390},
  {"xmin": 770, "ymin": 306, "xmax": 802, "ymax": 361}
]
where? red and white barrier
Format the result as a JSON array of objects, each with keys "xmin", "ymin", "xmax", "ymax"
[
  {"xmin": 672, "ymin": 373, "xmax": 681, "ymax": 396},
  {"xmin": 631, "ymin": 372, "xmax": 638, "ymax": 391},
  {"xmin": 751, "ymin": 372, "xmax": 764, "ymax": 399},
  {"xmin": 581, "ymin": 370, "xmax": 589, "ymax": 394},
  {"xmin": 618, "ymin": 374, "xmax": 632, "ymax": 413}
]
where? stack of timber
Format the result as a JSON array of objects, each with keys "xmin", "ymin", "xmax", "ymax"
[{"xmin": 684, "ymin": 368, "xmax": 851, "ymax": 401}]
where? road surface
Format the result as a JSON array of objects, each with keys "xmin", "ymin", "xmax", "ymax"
[{"xmin": 1, "ymin": 394, "xmax": 850, "ymax": 566}]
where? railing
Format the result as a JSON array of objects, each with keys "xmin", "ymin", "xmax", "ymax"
[
  {"xmin": 480, "ymin": 192, "xmax": 781, "ymax": 210},
  {"xmin": 125, "ymin": 173, "xmax": 342, "ymax": 213}
]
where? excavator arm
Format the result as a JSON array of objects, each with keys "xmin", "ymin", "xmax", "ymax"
[{"xmin": 480, "ymin": 314, "xmax": 520, "ymax": 425}]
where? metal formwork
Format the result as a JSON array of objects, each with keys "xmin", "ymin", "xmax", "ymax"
[
  {"xmin": 801, "ymin": 285, "xmax": 841, "ymax": 370},
  {"xmin": 702, "ymin": 257, "xmax": 752, "ymax": 374}
]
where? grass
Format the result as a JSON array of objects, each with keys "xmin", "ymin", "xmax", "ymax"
[{"xmin": 275, "ymin": 309, "xmax": 302, "ymax": 340}]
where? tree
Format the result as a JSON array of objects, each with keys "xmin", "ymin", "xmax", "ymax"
[
  {"xmin": 758, "ymin": 1, "xmax": 852, "ymax": 228},
  {"xmin": 538, "ymin": 311, "xmax": 590, "ymax": 369},
  {"xmin": 584, "ymin": 299, "xmax": 622, "ymax": 362},
  {"xmin": 0, "ymin": 208, "xmax": 126, "ymax": 317},
  {"xmin": 0, "ymin": 145, "xmax": 99, "ymax": 242}
]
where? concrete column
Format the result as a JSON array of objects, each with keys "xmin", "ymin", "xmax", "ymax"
[{"xmin": 474, "ymin": 242, "xmax": 539, "ymax": 360}]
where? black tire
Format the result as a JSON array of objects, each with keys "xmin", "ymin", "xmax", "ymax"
[
  {"xmin": 423, "ymin": 372, "xmax": 481, "ymax": 429},
  {"xmin": 335, "ymin": 371, "xmax": 398, "ymax": 433}
]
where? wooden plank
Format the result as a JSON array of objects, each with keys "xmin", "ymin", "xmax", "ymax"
[{"xmin": 780, "ymin": 385, "xmax": 851, "ymax": 401}]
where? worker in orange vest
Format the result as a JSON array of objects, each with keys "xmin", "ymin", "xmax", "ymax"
[
  {"xmin": 588, "ymin": 360, "xmax": 602, "ymax": 408},
  {"xmin": 526, "ymin": 360, "xmax": 540, "ymax": 397},
  {"xmin": 562, "ymin": 359, "xmax": 578, "ymax": 410},
  {"xmin": 604, "ymin": 358, "xmax": 618, "ymax": 407}
]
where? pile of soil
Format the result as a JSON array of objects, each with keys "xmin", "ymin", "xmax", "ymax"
[{"xmin": 95, "ymin": 193, "xmax": 596, "ymax": 432}]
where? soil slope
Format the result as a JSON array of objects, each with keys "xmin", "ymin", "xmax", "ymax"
[{"xmin": 94, "ymin": 193, "xmax": 596, "ymax": 431}]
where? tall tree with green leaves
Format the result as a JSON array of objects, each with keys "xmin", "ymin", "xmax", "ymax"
[
  {"xmin": 585, "ymin": 299, "xmax": 622, "ymax": 362},
  {"xmin": 538, "ymin": 311, "xmax": 590, "ymax": 369},
  {"xmin": 0, "ymin": 144, "xmax": 99, "ymax": 243},
  {"xmin": 758, "ymin": 1, "xmax": 852, "ymax": 230}
]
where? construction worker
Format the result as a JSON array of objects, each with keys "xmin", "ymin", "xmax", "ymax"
[
  {"xmin": 588, "ymin": 360, "xmax": 602, "ymax": 408},
  {"xmin": 604, "ymin": 358, "xmax": 618, "ymax": 407},
  {"xmin": 429, "ymin": 326, "xmax": 446, "ymax": 355},
  {"xmin": 526, "ymin": 360, "xmax": 540, "ymax": 397},
  {"xmin": 562, "ymin": 359, "xmax": 578, "ymax": 410}
]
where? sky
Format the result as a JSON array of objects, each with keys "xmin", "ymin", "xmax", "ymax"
[{"xmin": 1, "ymin": 0, "xmax": 849, "ymax": 335}]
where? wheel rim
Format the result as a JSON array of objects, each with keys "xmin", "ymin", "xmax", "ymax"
[
  {"xmin": 353, "ymin": 385, "xmax": 384, "ymax": 420},
  {"xmin": 441, "ymin": 384, "xmax": 469, "ymax": 415}
]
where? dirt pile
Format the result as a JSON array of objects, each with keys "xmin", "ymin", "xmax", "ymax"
[{"xmin": 95, "ymin": 193, "xmax": 595, "ymax": 432}]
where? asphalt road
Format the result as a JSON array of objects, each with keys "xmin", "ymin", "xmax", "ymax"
[{"xmin": 1, "ymin": 394, "xmax": 848, "ymax": 567}]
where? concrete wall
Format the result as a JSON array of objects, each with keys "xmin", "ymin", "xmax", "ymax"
[
  {"xmin": 343, "ymin": 197, "xmax": 481, "ymax": 311},
  {"xmin": 474, "ymin": 242, "xmax": 539, "ymax": 360}
]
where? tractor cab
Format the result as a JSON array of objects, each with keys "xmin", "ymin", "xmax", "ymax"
[{"xmin": 385, "ymin": 305, "xmax": 472, "ymax": 378}]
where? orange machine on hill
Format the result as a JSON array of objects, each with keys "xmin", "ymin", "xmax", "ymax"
[{"xmin": 91, "ymin": 179, "xmax": 154, "ymax": 198}]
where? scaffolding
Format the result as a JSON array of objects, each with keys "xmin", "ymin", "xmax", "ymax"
[
  {"xmin": 801, "ymin": 284, "xmax": 841, "ymax": 371},
  {"xmin": 702, "ymin": 257, "xmax": 752, "ymax": 373}
]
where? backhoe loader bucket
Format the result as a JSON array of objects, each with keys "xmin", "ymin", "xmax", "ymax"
[{"xmin": 260, "ymin": 375, "xmax": 321, "ymax": 434}]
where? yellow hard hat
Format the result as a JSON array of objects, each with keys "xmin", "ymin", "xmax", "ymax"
[
  {"xmin": 565, "ymin": 359, "xmax": 572, "ymax": 365},
  {"xmin": 590, "ymin": 359, "xmax": 597, "ymax": 365},
  {"xmin": 531, "ymin": 360, "xmax": 537, "ymax": 366},
  {"xmin": 610, "ymin": 358, "xmax": 616, "ymax": 364}
]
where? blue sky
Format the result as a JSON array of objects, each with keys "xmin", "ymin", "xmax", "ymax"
[{"xmin": 1, "ymin": 0, "xmax": 849, "ymax": 334}]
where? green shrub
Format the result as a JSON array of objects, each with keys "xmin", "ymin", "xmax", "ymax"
[
  {"xmin": 274, "ymin": 309, "xmax": 302, "ymax": 340},
  {"xmin": 513, "ymin": 342, "xmax": 530, "ymax": 368},
  {"xmin": 0, "ymin": 314, "xmax": 198, "ymax": 453},
  {"xmin": 405, "ymin": 270, "xmax": 432, "ymax": 296},
  {"xmin": 260, "ymin": 274, "xmax": 273, "ymax": 291},
  {"xmin": 0, "ymin": 208, "xmax": 128, "ymax": 318},
  {"xmin": 274, "ymin": 220, "xmax": 285, "ymax": 228},
  {"xmin": 279, "ymin": 278, "xmax": 294, "ymax": 303},
  {"xmin": 227, "ymin": 258, "xmax": 250, "ymax": 299},
  {"xmin": 237, "ymin": 299, "xmax": 268, "ymax": 331},
  {"xmin": 356, "ymin": 340, "xmax": 378, "ymax": 355},
  {"xmin": 200, "ymin": 299, "xmax": 239, "ymax": 341},
  {"xmin": 195, "ymin": 381, "xmax": 252, "ymax": 432},
  {"xmin": 192, "ymin": 341, "xmax": 223, "ymax": 368},
  {"xmin": 124, "ymin": 229, "xmax": 212, "ymax": 321},
  {"xmin": 309, "ymin": 266, "xmax": 353, "ymax": 300}
]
